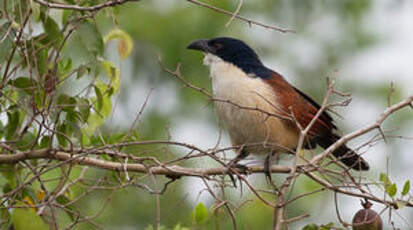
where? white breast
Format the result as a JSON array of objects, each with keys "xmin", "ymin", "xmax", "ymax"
[{"xmin": 204, "ymin": 54, "xmax": 299, "ymax": 154}]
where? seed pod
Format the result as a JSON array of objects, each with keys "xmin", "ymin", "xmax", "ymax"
[{"xmin": 352, "ymin": 200, "xmax": 383, "ymax": 230}]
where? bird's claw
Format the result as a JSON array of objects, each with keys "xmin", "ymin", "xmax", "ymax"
[
  {"xmin": 264, "ymin": 153, "xmax": 273, "ymax": 184},
  {"xmin": 226, "ymin": 163, "xmax": 250, "ymax": 187}
]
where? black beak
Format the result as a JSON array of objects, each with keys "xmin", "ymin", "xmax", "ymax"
[{"xmin": 187, "ymin": 39, "xmax": 210, "ymax": 52}]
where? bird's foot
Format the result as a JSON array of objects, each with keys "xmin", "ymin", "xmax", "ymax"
[
  {"xmin": 264, "ymin": 153, "xmax": 273, "ymax": 184},
  {"xmin": 226, "ymin": 163, "xmax": 250, "ymax": 187},
  {"xmin": 233, "ymin": 163, "xmax": 250, "ymax": 174},
  {"xmin": 264, "ymin": 157, "xmax": 272, "ymax": 184}
]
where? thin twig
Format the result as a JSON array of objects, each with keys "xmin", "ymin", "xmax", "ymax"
[
  {"xmin": 187, "ymin": 0, "xmax": 295, "ymax": 33},
  {"xmin": 33, "ymin": 0, "xmax": 139, "ymax": 11}
]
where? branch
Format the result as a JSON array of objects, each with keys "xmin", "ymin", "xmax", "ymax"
[
  {"xmin": 305, "ymin": 171, "xmax": 413, "ymax": 209},
  {"xmin": 187, "ymin": 0, "xmax": 295, "ymax": 33},
  {"xmin": 0, "ymin": 149, "xmax": 292, "ymax": 177},
  {"xmin": 310, "ymin": 94, "xmax": 413, "ymax": 166},
  {"xmin": 33, "ymin": 0, "xmax": 140, "ymax": 11}
]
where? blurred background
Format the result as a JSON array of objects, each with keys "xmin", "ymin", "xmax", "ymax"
[{"xmin": 68, "ymin": 0, "xmax": 413, "ymax": 229}]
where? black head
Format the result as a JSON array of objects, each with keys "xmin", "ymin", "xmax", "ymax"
[{"xmin": 187, "ymin": 37, "xmax": 271, "ymax": 78}]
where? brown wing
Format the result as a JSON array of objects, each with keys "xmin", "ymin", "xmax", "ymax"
[
  {"xmin": 264, "ymin": 71, "xmax": 335, "ymax": 138},
  {"xmin": 263, "ymin": 71, "xmax": 369, "ymax": 170}
]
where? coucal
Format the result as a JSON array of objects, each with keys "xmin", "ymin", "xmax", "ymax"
[{"xmin": 187, "ymin": 37, "xmax": 369, "ymax": 175}]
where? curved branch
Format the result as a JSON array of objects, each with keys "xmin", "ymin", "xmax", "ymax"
[
  {"xmin": 310, "ymin": 94, "xmax": 413, "ymax": 166},
  {"xmin": 33, "ymin": 0, "xmax": 140, "ymax": 11}
]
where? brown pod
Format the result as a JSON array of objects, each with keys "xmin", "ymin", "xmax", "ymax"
[{"xmin": 352, "ymin": 200, "xmax": 383, "ymax": 230}]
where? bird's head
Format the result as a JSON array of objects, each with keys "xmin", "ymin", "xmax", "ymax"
[{"xmin": 187, "ymin": 37, "xmax": 269, "ymax": 78}]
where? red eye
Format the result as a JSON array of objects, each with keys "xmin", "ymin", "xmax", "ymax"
[{"xmin": 214, "ymin": 43, "xmax": 222, "ymax": 49}]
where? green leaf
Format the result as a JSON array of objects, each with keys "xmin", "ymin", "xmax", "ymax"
[
  {"xmin": 16, "ymin": 132, "xmax": 36, "ymax": 150},
  {"xmin": 39, "ymin": 136, "xmax": 52, "ymax": 148},
  {"xmin": 80, "ymin": 133, "xmax": 90, "ymax": 146},
  {"xmin": 22, "ymin": 187, "xmax": 38, "ymax": 203},
  {"xmin": 77, "ymin": 21, "xmax": 104, "ymax": 56},
  {"xmin": 100, "ymin": 94, "xmax": 112, "ymax": 117},
  {"xmin": 5, "ymin": 111, "xmax": 20, "ymax": 140},
  {"xmin": 144, "ymin": 225, "xmax": 167, "ymax": 230},
  {"xmin": 145, "ymin": 225, "xmax": 154, "ymax": 230},
  {"xmin": 35, "ymin": 91, "xmax": 45, "ymax": 110},
  {"xmin": 320, "ymin": 222, "xmax": 335, "ymax": 230},
  {"xmin": 41, "ymin": 15, "xmax": 63, "ymax": 47},
  {"xmin": 386, "ymin": 183, "xmax": 397, "ymax": 197},
  {"xmin": 93, "ymin": 81, "xmax": 112, "ymax": 117},
  {"xmin": 1, "ymin": 164, "xmax": 17, "ymax": 190},
  {"xmin": 56, "ymin": 195, "xmax": 76, "ymax": 221},
  {"xmin": 58, "ymin": 58, "xmax": 73, "ymax": 77},
  {"xmin": 302, "ymin": 224, "xmax": 318, "ymax": 230},
  {"xmin": 108, "ymin": 133, "xmax": 126, "ymax": 144},
  {"xmin": 57, "ymin": 94, "xmax": 77, "ymax": 112},
  {"xmin": 30, "ymin": 0, "xmax": 41, "ymax": 21},
  {"xmin": 85, "ymin": 114, "xmax": 104, "ymax": 136},
  {"xmin": 193, "ymin": 202, "xmax": 208, "ymax": 223},
  {"xmin": 402, "ymin": 180, "xmax": 410, "ymax": 196},
  {"xmin": 11, "ymin": 201, "xmax": 48, "ymax": 230},
  {"xmin": 0, "ymin": 121, "xmax": 4, "ymax": 139},
  {"xmin": 0, "ymin": 22, "xmax": 13, "ymax": 63},
  {"xmin": 78, "ymin": 98, "xmax": 90, "ymax": 122},
  {"xmin": 104, "ymin": 28, "xmax": 134, "ymax": 59},
  {"xmin": 77, "ymin": 65, "xmax": 87, "ymax": 79},
  {"xmin": 3, "ymin": 183, "xmax": 12, "ymax": 194},
  {"xmin": 173, "ymin": 223, "xmax": 190, "ymax": 230},
  {"xmin": 56, "ymin": 123, "xmax": 68, "ymax": 147},
  {"xmin": 62, "ymin": 10, "xmax": 73, "ymax": 25},
  {"xmin": 101, "ymin": 60, "xmax": 120, "ymax": 93},
  {"xmin": 36, "ymin": 47, "xmax": 49, "ymax": 77},
  {"xmin": 94, "ymin": 85, "xmax": 104, "ymax": 111},
  {"xmin": 379, "ymin": 173, "xmax": 391, "ymax": 186},
  {"xmin": 10, "ymin": 77, "xmax": 34, "ymax": 89}
]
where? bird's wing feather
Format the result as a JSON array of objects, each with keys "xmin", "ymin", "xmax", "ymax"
[
  {"xmin": 292, "ymin": 86, "xmax": 336, "ymax": 130},
  {"xmin": 264, "ymin": 71, "xmax": 336, "ymax": 138},
  {"xmin": 260, "ymin": 70, "xmax": 368, "ymax": 170}
]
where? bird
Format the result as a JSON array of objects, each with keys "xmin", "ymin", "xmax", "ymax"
[{"xmin": 187, "ymin": 37, "xmax": 369, "ymax": 178}]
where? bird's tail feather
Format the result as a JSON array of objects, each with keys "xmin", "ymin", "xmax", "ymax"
[{"xmin": 318, "ymin": 134, "xmax": 369, "ymax": 171}]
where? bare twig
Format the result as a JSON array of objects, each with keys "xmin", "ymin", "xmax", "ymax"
[
  {"xmin": 33, "ymin": 0, "xmax": 140, "ymax": 11},
  {"xmin": 310, "ymin": 94, "xmax": 413, "ymax": 167},
  {"xmin": 187, "ymin": 0, "xmax": 295, "ymax": 33},
  {"xmin": 0, "ymin": 148, "xmax": 293, "ymax": 177}
]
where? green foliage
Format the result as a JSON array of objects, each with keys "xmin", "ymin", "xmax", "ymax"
[
  {"xmin": 0, "ymin": 0, "xmax": 410, "ymax": 229},
  {"xmin": 104, "ymin": 28, "xmax": 134, "ymax": 59},
  {"xmin": 302, "ymin": 222, "xmax": 343, "ymax": 230},
  {"xmin": 386, "ymin": 183, "xmax": 397, "ymax": 197},
  {"xmin": 192, "ymin": 202, "xmax": 209, "ymax": 223},
  {"xmin": 0, "ymin": 22, "xmax": 13, "ymax": 63},
  {"xmin": 402, "ymin": 180, "xmax": 410, "ymax": 196},
  {"xmin": 10, "ymin": 77, "xmax": 35, "ymax": 89},
  {"xmin": 379, "ymin": 173, "xmax": 390, "ymax": 187},
  {"xmin": 145, "ymin": 223, "xmax": 190, "ymax": 230},
  {"xmin": 0, "ymin": 1, "xmax": 133, "ymax": 227},
  {"xmin": 379, "ymin": 174, "xmax": 412, "ymax": 203},
  {"xmin": 101, "ymin": 60, "xmax": 121, "ymax": 92},
  {"xmin": 380, "ymin": 173, "xmax": 397, "ymax": 197},
  {"xmin": 77, "ymin": 21, "xmax": 105, "ymax": 56},
  {"xmin": 303, "ymin": 223, "xmax": 319, "ymax": 230},
  {"xmin": 11, "ymin": 202, "xmax": 49, "ymax": 230},
  {"xmin": 41, "ymin": 14, "xmax": 63, "ymax": 48}
]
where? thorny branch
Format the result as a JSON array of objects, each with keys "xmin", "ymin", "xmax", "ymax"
[
  {"xmin": 157, "ymin": 60, "xmax": 413, "ymax": 228},
  {"xmin": 1, "ymin": 0, "xmax": 413, "ymax": 229}
]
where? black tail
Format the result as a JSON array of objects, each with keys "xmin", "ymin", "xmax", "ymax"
[{"xmin": 318, "ymin": 134, "xmax": 369, "ymax": 171}]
